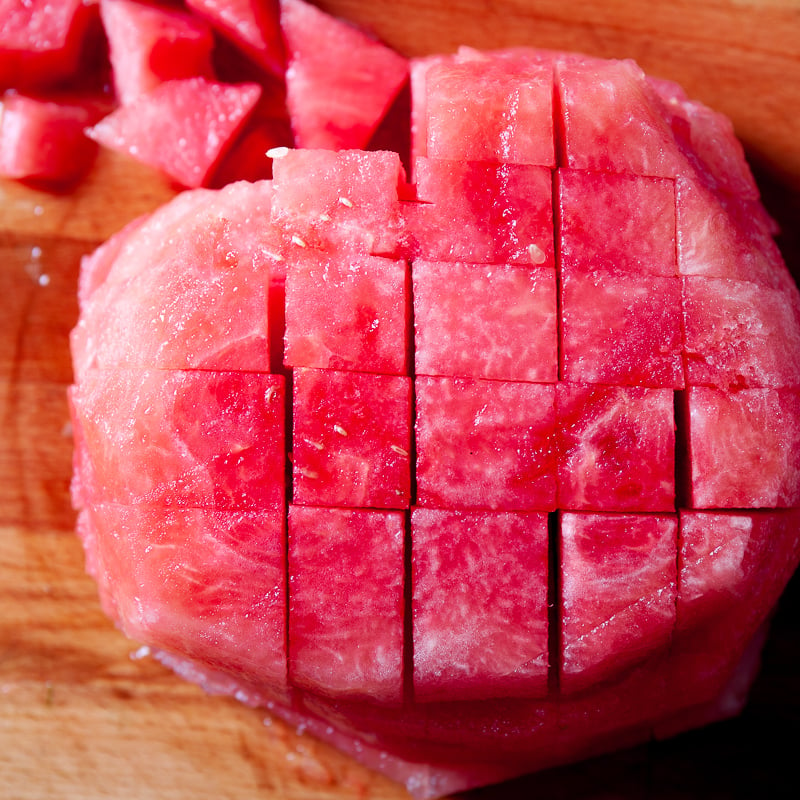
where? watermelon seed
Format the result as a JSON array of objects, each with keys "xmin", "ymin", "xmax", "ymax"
[
  {"xmin": 390, "ymin": 445, "xmax": 409, "ymax": 457},
  {"xmin": 319, "ymin": 213, "xmax": 331, "ymax": 222},
  {"xmin": 291, "ymin": 235, "xmax": 307, "ymax": 247},
  {"xmin": 298, "ymin": 467, "xmax": 319, "ymax": 480},
  {"xmin": 303, "ymin": 438, "xmax": 324, "ymax": 450},
  {"xmin": 267, "ymin": 146, "xmax": 290, "ymax": 159},
  {"xmin": 528, "ymin": 243, "xmax": 546, "ymax": 264},
  {"xmin": 333, "ymin": 424, "xmax": 348, "ymax": 436},
  {"xmin": 338, "ymin": 196, "xmax": 354, "ymax": 208}
]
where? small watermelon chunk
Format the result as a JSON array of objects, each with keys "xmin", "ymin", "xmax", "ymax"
[
  {"xmin": 560, "ymin": 512, "xmax": 677, "ymax": 693},
  {"xmin": 100, "ymin": 0, "xmax": 215, "ymax": 105},
  {"xmin": 187, "ymin": 0, "xmax": 284, "ymax": 77},
  {"xmin": 412, "ymin": 508, "xmax": 549, "ymax": 702},
  {"xmin": 87, "ymin": 77, "xmax": 261, "ymax": 188},
  {"xmin": 412, "ymin": 259, "xmax": 557, "ymax": 382},
  {"xmin": 556, "ymin": 383, "xmax": 676, "ymax": 512},
  {"xmin": 687, "ymin": 386, "xmax": 800, "ymax": 508},
  {"xmin": 292, "ymin": 368, "xmax": 412, "ymax": 510},
  {"xmin": 72, "ymin": 369, "xmax": 286, "ymax": 510},
  {"xmin": 407, "ymin": 158, "xmax": 554, "ymax": 266},
  {"xmin": 415, "ymin": 376, "xmax": 557, "ymax": 511},
  {"xmin": 280, "ymin": 0, "xmax": 408, "ymax": 150},
  {"xmin": 288, "ymin": 504, "xmax": 405, "ymax": 704},
  {"xmin": 0, "ymin": 92, "xmax": 103, "ymax": 184},
  {"xmin": 285, "ymin": 252, "xmax": 409, "ymax": 375}
]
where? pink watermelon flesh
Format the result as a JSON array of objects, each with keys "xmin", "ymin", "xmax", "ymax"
[
  {"xmin": 67, "ymin": 46, "xmax": 800, "ymax": 799},
  {"xmin": 100, "ymin": 0, "xmax": 215, "ymax": 106},
  {"xmin": 86, "ymin": 77, "xmax": 262, "ymax": 188},
  {"xmin": 280, "ymin": 0, "xmax": 408, "ymax": 150}
]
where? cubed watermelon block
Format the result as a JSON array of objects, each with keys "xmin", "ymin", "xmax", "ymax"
[
  {"xmin": 560, "ymin": 512, "xmax": 677, "ymax": 693},
  {"xmin": 412, "ymin": 259, "xmax": 557, "ymax": 382},
  {"xmin": 406, "ymin": 158, "xmax": 554, "ymax": 266},
  {"xmin": 423, "ymin": 56, "xmax": 554, "ymax": 166},
  {"xmin": 561, "ymin": 271, "xmax": 684, "ymax": 388},
  {"xmin": 686, "ymin": 386, "xmax": 800, "ymax": 508},
  {"xmin": 73, "ymin": 370, "xmax": 286, "ymax": 510},
  {"xmin": 87, "ymin": 502, "xmax": 287, "ymax": 691},
  {"xmin": 288, "ymin": 505, "xmax": 405, "ymax": 704},
  {"xmin": 415, "ymin": 376, "xmax": 557, "ymax": 511},
  {"xmin": 556, "ymin": 383, "xmax": 675, "ymax": 512},
  {"xmin": 412, "ymin": 508, "xmax": 549, "ymax": 702},
  {"xmin": 285, "ymin": 252, "xmax": 409, "ymax": 375},
  {"xmin": 292, "ymin": 368, "xmax": 412, "ymax": 509},
  {"xmin": 682, "ymin": 276, "xmax": 800, "ymax": 389},
  {"xmin": 558, "ymin": 168, "xmax": 676, "ymax": 277}
]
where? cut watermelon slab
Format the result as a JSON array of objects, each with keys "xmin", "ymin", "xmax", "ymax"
[
  {"xmin": 292, "ymin": 368, "xmax": 413, "ymax": 510},
  {"xmin": 412, "ymin": 259, "xmax": 558, "ymax": 382},
  {"xmin": 412, "ymin": 508, "xmax": 549, "ymax": 702},
  {"xmin": 100, "ymin": 0, "xmax": 215, "ymax": 105},
  {"xmin": 288, "ymin": 504, "xmax": 405, "ymax": 704},
  {"xmin": 87, "ymin": 77, "xmax": 262, "ymax": 188}
]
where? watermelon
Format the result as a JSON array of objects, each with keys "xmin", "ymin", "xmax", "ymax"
[{"xmin": 68, "ymin": 44, "xmax": 800, "ymax": 800}]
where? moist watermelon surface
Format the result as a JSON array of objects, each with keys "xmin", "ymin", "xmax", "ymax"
[{"xmin": 68, "ymin": 44, "xmax": 800, "ymax": 800}]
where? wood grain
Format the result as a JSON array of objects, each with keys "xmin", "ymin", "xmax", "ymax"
[{"xmin": 1, "ymin": 2, "xmax": 799, "ymax": 799}]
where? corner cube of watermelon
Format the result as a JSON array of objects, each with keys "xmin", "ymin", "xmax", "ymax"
[
  {"xmin": 288, "ymin": 504, "xmax": 405, "ymax": 704},
  {"xmin": 556, "ymin": 383, "xmax": 675, "ymax": 512},
  {"xmin": 285, "ymin": 252, "xmax": 409, "ymax": 375},
  {"xmin": 87, "ymin": 77, "xmax": 261, "ymax": 188},
  {"xmin": 560, "ymin": 512, "xmax": 677, "ymax": 693},
  {"xmin": 187, "ymin": 0, "xmax": 284, "ymax": 77},
  {"xmin": 560, "ymin": 271, "xmax": 684, "ymax": 388},
  {"xmin": 671, "ymin": 510, "xmax": 800, "ymax": 707},
  {"xmin": 292, "ymin": 368, "xmax": 412, "ymax": 509},
  {"xmin": 686, "ymin": 386, "xmax": 800, "ymax": 508},
  {"xmin": 682, "ymin": 276, "xmax": 800, "ymax": 389},
  {"xmin": 271, "ymin": 148, "xmax": 406, "ymax": 257},
  {"xmin": 0, "ymin": 93, "xmax": 101, "ymax": 184},
  {"xmin": 73, "ymin": 370, "xmax": 286, "ymax": 510},
  {"xmin": 423, "ymin": 56, "xmax": 554, "ymax": 166},
  {"xmin": 558, "ymin": 168, "xmax": 676, "ymax": 277},
  {"xmin": 676, "ymin": 176, "xmax": 787, "ymax": 288},
  {"xmin": 412, "ymin": 259, "xmax": 557, "ymax": 382},
  {"xmin": 280, "ymin": 0, "xmax": 408, "ymax": 151},
  {"xmin": 415, "ymin": 376, "xmax": 557, "ymax": 511},
  {"xmin": 556, "ymin": 57, "xmax": 686, "ymax": 179},
  {"xmin": 406, "ymin": 158, "xmax": 554, "ymax": 266},
  {"xmin": 100, "ymin": 0, "xmax": 215, "ymax": 106},
  {"xmin": 87, "ymin": 503, "xmax": 287, "ymax": 691},
  {"xmin": 412, "ymin": 508, "xmax": 549, "ymax": 702}
]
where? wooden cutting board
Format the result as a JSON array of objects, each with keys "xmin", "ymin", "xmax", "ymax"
[{"xmin": 2, "ymin": 2, "xmax": 799, "ymax": 798}]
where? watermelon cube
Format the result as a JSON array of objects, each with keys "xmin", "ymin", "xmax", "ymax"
[
  {"xmin": 415, "ymin": 376, "xmax": 557, "ymax": 511},
  {"xmin": 560, "ymin": 270, "xmax": 684, "ymax": 387},
  {"xmin": 87, "ymin": 77, "xmax": 262, "ymax": 188},
  {"xmin": 686, "ymin": 386, "xmax": 800, "ymax": 508},
  {"xmin": 285, "ymin": 252, "xmax": 409, "ymax": 375},
  {"xmin": 558, "ymin": 168, "xmax": 677, "ymax": 277},
  {"xmin": 560, "ymin": 512, "xmax": 677, "ymax": 693},
  {"xmin": 100, "ymin": 0, "xmax": 215, "ymax": 106},
  {"xmin": 407, "ymin": 158, "xmax": 554, "ymax": 265},
  {"xmin": 292, "ymin": 368, "xmax": 412, "ymax": 510},
  {"xmin": 556, "ymin": 383, "xmax": 676, "ymax": 512},
  {"xmin": 412, "ymin": 508, "xmax": 549, "ymax": 702},
  {"xmin": 682, "ymin": 276, "xmax": 800, "ymax": 389},
  {"xmin": 86, "ymin": 502, "xmax": 287, "ymax": 691},
  {"xmin": 72, "ymin": 369, "xmax": 286, "ymax": 510},
  {"xmin": 280, "ymin": 0, "xmax": 408, "ymax": 151},
  {"xmin": 288, "ymin": 505, "xmax": 405, "ymax": 704},
  {"xmin": 422, "ymin": 55, "xmax": 554, "ymax": 166},
  {"xmin": 0, "ymin": 92, "xmax": 102, "ymax": 185},
  {"xmin": 271, "ymin": 148, "xmax": 406, "ymax": 257},
  {"xmin": 412, "ymin": 259, "xmax": 557, "ymax": 382}
]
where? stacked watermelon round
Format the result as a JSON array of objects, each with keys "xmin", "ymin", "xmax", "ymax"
[{"xmin": 62, "ymin": 11, "xmax": 800, "ymax": 800}]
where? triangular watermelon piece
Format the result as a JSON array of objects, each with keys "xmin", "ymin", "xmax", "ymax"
[
  {"xmin": 186, "ymin": 0, "xmax": 285, "ymax": 77},
  {"xmin": 280, "ymin": 0, "xmax": 408, "ymax": 150},
  {"xmin": 100, "ymin": 0, "xmax": 215, "ymax": 105},
  {"xmin": 87, "ymin": 77, "xmax": 261, "ymax": 188}
]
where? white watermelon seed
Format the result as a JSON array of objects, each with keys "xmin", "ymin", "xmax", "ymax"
[{"xmin": 333, "ymin": 424, "xmax": 348, "ymax": 436}]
